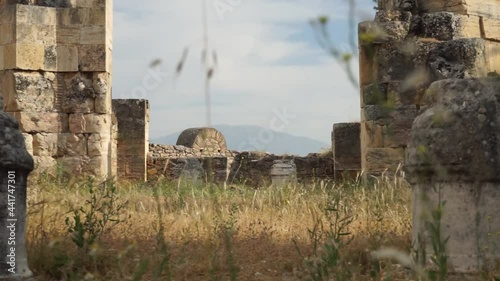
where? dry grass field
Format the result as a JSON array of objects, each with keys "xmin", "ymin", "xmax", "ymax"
[{"xmin": 24, "ymin": 171, "xmax": 495, "ymax": 281}]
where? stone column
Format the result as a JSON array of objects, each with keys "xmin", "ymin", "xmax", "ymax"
[
  {"xmin": 0, "ymin": 112, "xmax": 34, "ymax": 279},
  {"xmin": 406, "ymin": 78, "xmax": 500, "ymax": 274},
  {"xmin": 332, "ymin": 123, "xmax": 361, "ymax": 180}
]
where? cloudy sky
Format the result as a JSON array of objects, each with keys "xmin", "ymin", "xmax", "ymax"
[{"xmin": 112, "ymin": 0, "xmax": 375, "ymax": 144}]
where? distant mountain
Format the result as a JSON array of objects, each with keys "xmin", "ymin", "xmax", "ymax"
[{"xmin": 151, "ymin": 125, "xmax": 330, "ymax": 156}]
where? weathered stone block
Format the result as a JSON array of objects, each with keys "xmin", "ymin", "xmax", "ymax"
[
  {"xmin": 483, "ymin": 18, "xmax": 500, "ymax": 41},
  {"xmin": 80, "ymin": 25, "xmax": 105, "ymax": 45},
  {"xmin": 56, "ymin": 26, "xmax": 80, "ymax": 44},
  {"xmin": 93, "ymin": 72, "xmax": 110, "ymax": 113},
  {"xmin": 22, "ymin": 133, "xmax": 33, "ymax": 155},
  {"xmin": 363, "ymin": 147, "xmax": 405, "ymax": 174},
  {"xmin": 16, "ymin": 4, "xmax": 57, "ymax": 25},
  {"xmin": 406, "ymin": 78, "xmax": 500, "ymax": 273},
  {"xmin": 55, "ymin": 45, "xmax": 78, "ymax": 71},
  {"xmin": 486, "ymin": 40, "xmax": 500, "ymax": 75},
  {"xmin": 332, "ymin": 123, "xmax": 361, "ymax": 172},
  {"xmin": 69, "ymin": 113, "xmax": 111, "ymax": 133},
  {"xmin": 0, "ymin": 5, "xmax": 15, "ymax": 24},
  {"xmin": 0, "ymin": 23, "xmax": 15, "ymax": 44},
  {"xmin": 11, "ymin": 112, "xmax": 69, "ymax": 133},
  {"xmin": 32, "ymin": 155, "xmax": 57, "ymax": 176},
  {"xmin": 362, "ymin": 121, "xmax": 384, "ymax": 148},
  {"xmin": 87, "ymin": 133, "xmax": 110, "ymax": 157},
  {"xmin": 409, "ymin": 12, "xmax": 481, "ymax": 41},
  {"xmin": 417, "ymin": 0, "xmax": 500, "ymax": 20},
  {"xmin": 16, "ymin": 23, "xmax": 56, "ymax": 45},
  {"xmin": 358, "ymin": 20, "xmax": 410, "ymax": 44},
  {"xmin": 60, "ymin": 73, "xmax": 97, "ymax": 113},
  {"xmin": 428, "ymin": 38, "xmax": 488, "ymax": 81},
  {"xmin": 4, "ymin": 43, "xmax": 45, "ymax": 70},
  {"xmin": 32, "ymin": 132, "xmax": 57, "ymax": 156},
  {"xmin": 2, "ymin": 71, "xmax": 55, "ymax": 112},
  {"xmin": 78, "ymin": 44, "xmax": 107, "ymax": 71},
  {"xmin": 57, "ymin": 8, "xmax": 86, "ymax": 27}
]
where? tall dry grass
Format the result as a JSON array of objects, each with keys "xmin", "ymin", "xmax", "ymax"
[{"xmin": 26, "ymin": 172, "xmax": 413, "ymax": 281}]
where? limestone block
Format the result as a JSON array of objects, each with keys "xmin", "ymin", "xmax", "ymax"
[
  {"xmin": 16, "ymin": 23, "xmax": 56, "ymax": 45},
  {"xmin": 55, "ymin": 45, "xmax": 78, "ymax": 71},
  {"xmin": 4, "ymin": 43, "xmax": 45, "ymax": 70},
  {"xmin": 86, "ymin": 156, "xmax": 108, "ymax": 179},
  {"xmin": 332, "ymin": 123, "xmax": 361, "ymax": 171},
  {"xmin": 69, "ymin": 113, "xmax": 111, "ymax": 133},
  {"xmin": 483, "ymin": 18, "xmax": 500, "ymax": 41},
  {"xmin": 2, "ymin": 71, "xmax": 55, "ymax": 112},
  {"xmin": 374, "ymin": 10, "xmax": 412, "ymax": 23},
  {"xmin": 16, "ymin": 4, "xmax": 57, "ymax": 25},
  {"xmin": 0, "ymin": 5, "xmax": 15, "ymax": 24},
  {"xmin": 78, "ymin": 44, "xmax": 107, "ymax": 71},
  {"xmin": 57, "ymin": 155, "xmax": 90, "ymax": 175},
  {"xmin": 32, "ymin": 155, "xmax": 57, "ymax": 176},
  {"xmin": 362, "ymin": 121, "xmax": 384, "ymax": 148},
  {"xmin": 417, "ymin": 0, "xmax": 500, "ymax": 20},
  {"xmin": 11, "ymin": 112, "xmax": 69, "ymax": 133},
  {"xmin": 358, "ymin": 20, "xmax": 410, "ymax": 44},
  {"xmin": 93, "ymin": 72, "xmax": 110, "ymax": 113},
  {"xmin": 486, "ymin": 41, "xmax": 500, "ymax": 75},
  {"xmin": 363, "ymin": 147, "xmax": 405, "ymax": 174},
  {"xmin": 82, "ymin": 7, "xmax": 106, "ymax": 26},
  {"xmin": 61, "ymin": 73, "xmax": 97, "ymax": 113},
  {"xmin": 0, "ymin": 23, "xmax": 15, "ymax": 45},
  {"xmin": 409, "ymin": 12, "xmax": 480, "ymax": 41},
  {"xmin": 87, "ymin": 133, "xmax": 110, "ymax": 157},
  {"xmin": 81, "ymin": 25, "xmax": 105, "ymax": 45},
  {"xmin": 428, "ymin": 38, "xmax": 488, "ymax": 81},
  {"xmin": 374, "ymin": 41, "xmax": 437, "ymax": 84},
  {"xmin": 57, "ymin": 8, "xmax": 86, "ymax": 27},
  {"xmin": 22, "ymin": 133, "xmax": 33, "ymax": 155},
  {"xmin": 32, "ymin": 132, "xmax": 57, "ymax": 156},
  {"xmin": 56, "ymin": 26, "xmax": 81, "ymax": 44},
  {"xmin": 59, "ymin": 133, "xmax": 87, "ymax": 156}
]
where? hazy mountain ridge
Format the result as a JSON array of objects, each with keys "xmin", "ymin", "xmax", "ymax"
[{"xmin": 151, "ymin": 125, "xmax": 330, "ymax": 156}]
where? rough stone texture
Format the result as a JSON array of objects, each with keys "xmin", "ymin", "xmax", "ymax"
[
  {"xmin": 0, "ymin": 0, "xmax": 114, "ymax": 179},
  {"xmin": 332, "ymin": 123, "xmax": 361, "ymax": 179},
  {"xmin": 176, "ymin": 127, "xmax": 228, "ymax": 156},
  {"xmin": 112, "ymin": 99, "xmax": 149, "ymax": 182},
  {"xmin": 406, "ymin": 78, "xmax": 500, "ymax": 273},
  {"xmin": 270, "ymin": 160, "xmax": 297, "ymax": 186},
  {"xmin": 0, "ymin": 111, "xmax": 34, "ymax": 278},
  {"xmin": 358, "ymin": 0, "xmax": 500, "ymax": 177},
  {"xmin": 228, "ymin": 152, "xmax": 334, "ymax": 187},
  {"xmin": 147, "ymin": 157, "xmax": 229, "ymax": 185}
]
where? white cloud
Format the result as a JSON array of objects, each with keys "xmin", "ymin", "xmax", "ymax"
[{"xmin": 112, "ymin": 0, "xmax": 375, "ymax": 147}]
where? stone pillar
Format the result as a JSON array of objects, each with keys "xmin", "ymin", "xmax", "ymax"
[
  {"xmin": 406, "ymin": 78, "xmax": 500, "ymax": 274},
  {"xmin": 332, "ymin": 123, "xmax": 361, "ymax": 180},
  {"xmin": 358, "ymin": 0, "xmax": 500, "ymax": 177},
  {"xmin": 0, "ymin": 0, "xmax": 114, "ymax": 180},
  {"xmin": 112, "ymin": 99, "xmax": 149, "ymax": 182},
  {"xmin": 0, "ymin": 112, "xmax": 34, "ymax": 279}
]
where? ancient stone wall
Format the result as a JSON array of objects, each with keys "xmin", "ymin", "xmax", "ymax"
[
  {"xmin": 0, "ymin": 0, "xmax": 114, "ymax": 179},
  {"xmin": 113, "ymin": 99, "xmax": 149, "ymax": 181},
  {"xmin": 359, "ymin": 0, "xmax": 500, "ymax": 176},
  {"xmin": 332, "ymin": 123, "xmax": 361, "ymax": 179},
  {"xmin": 228, "ymin": 152, "xmax": 334, "ymax": 187}
]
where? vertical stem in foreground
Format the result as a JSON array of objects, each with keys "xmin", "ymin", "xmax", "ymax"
[{"xmin": 201, "ymin": 0, "xmax": 212, "ymax": 127}]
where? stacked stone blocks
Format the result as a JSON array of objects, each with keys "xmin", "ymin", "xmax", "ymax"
[
  {"xmin": 359, "ymin": 0, "xmax": 500, "ymax": 175},
  {"xmin": 0, "ymin": 0, "xmax": 114, "ymax": 179},
  {"xmin": 112, "ymin": 99, "xmax": 149, "ymax": 182}
]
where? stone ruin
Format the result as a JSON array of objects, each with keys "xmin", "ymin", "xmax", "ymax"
[
  {"xmin": 0, "ymin": 0, "xmax": 114, "ymax": 180},
  {"xmin": 357, "ymin": 0, "xmax": 500, "ymax": 176},
  {"xmin": 0, "ymin": 0, "xmax": 499, "ymax": 276}
]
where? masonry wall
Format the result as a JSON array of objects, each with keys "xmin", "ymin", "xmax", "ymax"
[
  {"xmin": 113, "ymin": 99, "xmax": 149, "ymax": 181},
  {"xmin": 0, "ymin": 0, "xmax": 114, "ymax": 179},
  {"xmin": 358, "ymin": 1, "xmax": 500, "ymax": 176},
  {"xmin": 332, "ymin": 123, "xmax": 361, "ymax": 179}
]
